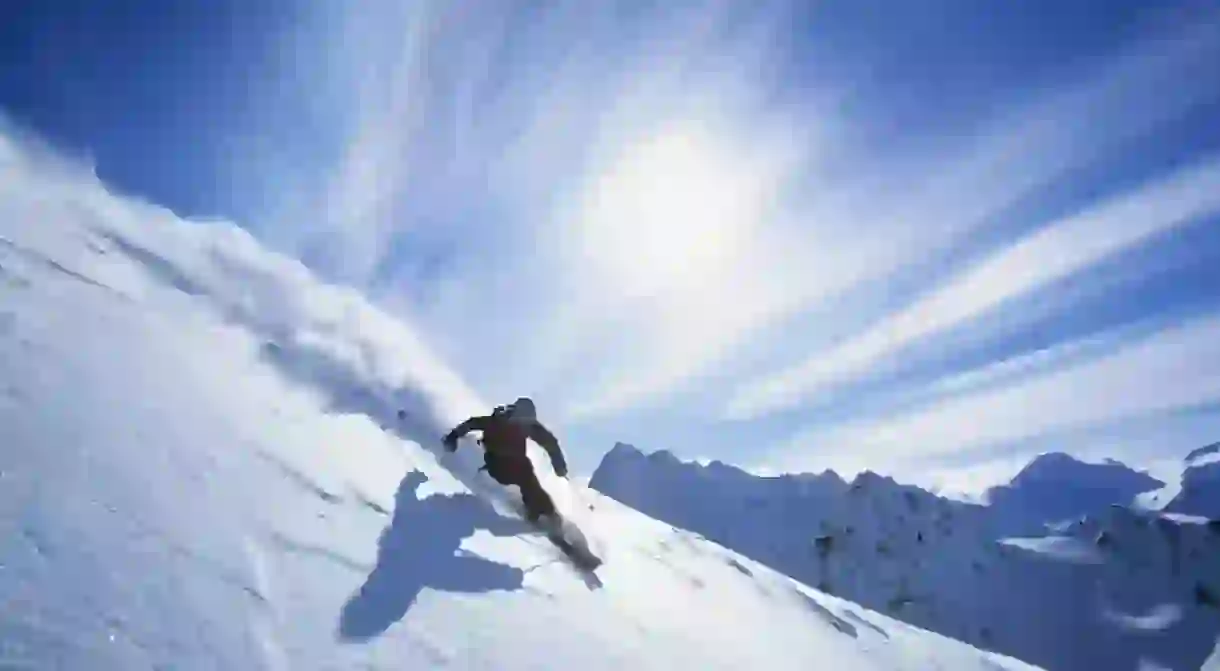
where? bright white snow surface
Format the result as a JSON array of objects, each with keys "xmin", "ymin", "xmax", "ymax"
[{"xmin": 0, "ymin": 132, "xmax": 1039, "ymax": 669}]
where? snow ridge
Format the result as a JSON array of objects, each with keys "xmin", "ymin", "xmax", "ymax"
[{"xmin": 591, "ymin": 443, "xmax": 1220, "ymax": 671}]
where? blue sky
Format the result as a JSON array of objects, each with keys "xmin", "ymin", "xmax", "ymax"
[{"xmin": 4, "ymin": 0, "xmax": 1220, "ymax": 490}]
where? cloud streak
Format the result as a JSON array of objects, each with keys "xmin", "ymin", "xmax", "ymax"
[
  {"xmin": 278, "ymin": 1, "xmax": 824, "ymax": 415},
  {"xmin": 768, "ymin": 312, "xmax": 1220, "ymax": 477},
  {"xmin": 231, "ymin": 2, "xmax": 1220, "ymax": 474},
  {"xmin": 726, "ymin": 155, "xmax": 1220, "ymax": 419}
]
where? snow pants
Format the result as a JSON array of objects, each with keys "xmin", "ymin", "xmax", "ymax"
[{"xmin": 482, "ymin": 451, "xmax": 556, "ymax": 519}]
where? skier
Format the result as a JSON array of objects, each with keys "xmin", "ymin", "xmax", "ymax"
[{"xmin": 441, "ymin": 397, "xmax": 569, "ymax": 522}]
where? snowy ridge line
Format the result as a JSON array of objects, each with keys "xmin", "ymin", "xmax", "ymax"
[
  {"xmin": 8, "ymin": 124, "xmax": 588, "ymax": 538},
  {"xmin": 591, "ymin": 443, "xmax": 1220, "ymax": 671},
  {"xmin": 83, "ymin": 213, "xmax": 600, "ymax": 531},
  {"xmin": 1184, "ymin": 442, "xmax": 1220, "ymax": 466}
]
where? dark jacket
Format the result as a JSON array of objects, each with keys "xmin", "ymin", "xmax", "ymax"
[{"xmin": 443, "ymin": 414, "xmax": 568, "ymax": 477}]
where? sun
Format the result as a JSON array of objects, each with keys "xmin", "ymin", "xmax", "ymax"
[{"xmin": 576, "ymin": 124, "xmax": 767, "ymax": 299}]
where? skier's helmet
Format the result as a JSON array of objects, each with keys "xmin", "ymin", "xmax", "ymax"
[{"xmin": 504, "ymin": 396, "xmax": 537, "ymax": 425}]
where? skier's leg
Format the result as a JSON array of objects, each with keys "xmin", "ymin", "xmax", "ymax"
[
  {"xmin": 517, "ymin": 466, "xmax": 556, "ymax": 521},
  {"xmin": 482, "ymin": 451, "xmax": 518, "ymax": 486},
  {"xmin": 483, "ymin": 451, "xmax": 555, "ymax": 520}
]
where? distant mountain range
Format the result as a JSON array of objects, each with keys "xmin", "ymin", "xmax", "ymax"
[{"xmin": 590, "ymin": 442, "xmax": 1220, "ymax": 671}]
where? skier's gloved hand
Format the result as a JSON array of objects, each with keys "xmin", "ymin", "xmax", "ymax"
[
  {"xmin": 554, "ymin": 462, "xmax": 569, "ymax": 478},
  {"xmin": 442, "ymin": 432, "xmax": 459, "ymax": 452}
]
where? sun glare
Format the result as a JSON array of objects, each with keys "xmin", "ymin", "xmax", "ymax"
[{"xmin": 576, "ymin": 125, "xmax": 765, "ymax": 299}]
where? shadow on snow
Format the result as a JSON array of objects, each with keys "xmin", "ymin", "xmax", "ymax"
[{"xmin": 337, "ymin": 469, "xmax": 530, "ymax": 642}]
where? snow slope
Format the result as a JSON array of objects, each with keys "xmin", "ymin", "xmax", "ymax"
[
  {"xmin": 591, "ymin": 444, "xmax": 1220, "ymax": 670},
  {"xmin": 0, "ymin": 130, "xmax": 1038, "ymax": 669}
]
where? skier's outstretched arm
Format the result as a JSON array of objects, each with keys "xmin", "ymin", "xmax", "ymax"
[
  {"xmin": 442, "ymin": 415, "xmax": 492, "ymax": 451},
  {"xmin": 529, "ymin": 422, "xmax": 568, "ymax": 477}
]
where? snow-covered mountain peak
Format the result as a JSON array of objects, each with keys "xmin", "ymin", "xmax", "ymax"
[
  {"xmin": 1164, "ymin": 443, "xmax": 1220, "ymax": 519},
  {"xmin": 0, "ymin": 131, "xmax": 1033, "ymax": 670},
  {"xmin": 607, "ymin": 440, "xmax": 642, "ymax": 457},
  {"xmin": 1003, "ymin": 451, "xmax": 1163, "ymax": 492},
  {"xmin": 1008, "ymin": 451, "xmax": 1082, "ymax": 482},
  {"xmin": 979, "ymin": 451, "xmax": 1166, "ymax": 535}
]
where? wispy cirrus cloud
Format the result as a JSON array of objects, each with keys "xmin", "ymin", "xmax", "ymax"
[
  {"xmin": 239, "ymin": 1, "xmax": 1220, "ymax": 474},
  {"xmin": 571, "ymin": 10, "xmax": 1220, "ymax": 424},
  {"xmin": 270, "ymin": 0, "xmax": 824, "ymax": 411},
  {"xmin": 766, "ymin": 312, "xmax": 1220, "ymax": 478},
  {"xmin": 726, "ymin": 155, "xmax": 1220, "ymax": 420}
]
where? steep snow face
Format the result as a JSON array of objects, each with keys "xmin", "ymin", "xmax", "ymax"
[
  {"xmin": 591, "ymin": 444, "xmax": 1220, "ymax": 671},
  {"xmin": 0, "ymin": 137, "xmax": 1035, "ymax": 670}
]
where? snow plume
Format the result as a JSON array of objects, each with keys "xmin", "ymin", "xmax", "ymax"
[{"xmin": 0, "ymin": 117, "xmax": 482, "ymax": 437}]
